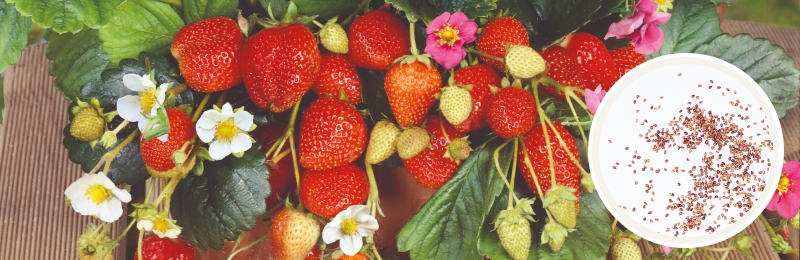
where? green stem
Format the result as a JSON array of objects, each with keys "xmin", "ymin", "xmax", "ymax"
[
  {"xmin": 144, "ymin": 177, "xmax": 156, "ymax": 204},
  {"xmin": 493, "ymin": 139, "xmax": 518, "ymax": 208},
  {"xmin": 698, "ymin": 250, "xmax": 715, "ymax": 260},
  {"xmin": 137, "ymin": 231, "xmax": 144, "ymax": 260},
  {"xmin": 100, "ymin": 220, "xmax": 136, "ymax": 258},
  {"xmin": 760, "ymin": 214, "xmax": 779, "ymax": 239},
  {"xmin": 610, "ymin": 218, "xmax": 618, "ymax": 237},
  {"xmin": 784, "ymin": 249, "xmax": 799, "ymax": 254},
  {"xmin": 311, "ymin": 20, "xmax": 324, "ymax": 28},
  {"xmin": 565, "ymin": 94, "xmax": 588, "ymax": 148},
  {"xmin": 508, "ymin": 139, "xmax": 519, "ymax": 209},
  {"xmin": 467, "ymin": 48, "xmax": 504, "ymax": 63},
  {"xmin": 103, "ymin": 130, "xmax": 140, "ymax": 174},
  {"xmin": 532, "ymin": 85, "xmax": 558, "ymax": 186},
  {"xmin": 700, "ymin": 246, "xmax": 733, "ymax": 252},
  {"xmin": 288, "ymin": 134, "xmax": 301, "ymax": 190},
  {"xmin": 157, "ymin": 0, "xmax": 182, "ymax": 8},
  {"xmin": 409, "ymin": 22, "xmax": 419, "ymax": 55},
  {"xmin": 227, "ymin": 232, "xmax": 271, "ymax": 260},
  {"xmin": 365, "ymin": 163, "xmax": 383, "ymax": 217},
  {"xmin": 192, "ymin": 93, "xmax": 212, "ymax": 122},
  {"xmin": 521, "ymin": 143, "xmax": 552, "ymax": 221},
  {"xmin": 110, "ymin": 120, "xmax": 130, "ymax": 134}
]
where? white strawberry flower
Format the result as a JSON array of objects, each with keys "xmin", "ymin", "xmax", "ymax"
[
  {"xmin": 116, "ymin": 73, "xmax": 169, "ymax": 141},
  {"xmin": 137, "ymin": 214, "xmax": 181, "ymax": 239},
  {"xmin": 322, "ymin": 205, "xmax": 379, "ymax": 256},
  {"xmin": 64, "ymin": 173, "xmax": 132, "ymax": 223},
  {"xmin": 196, "ymin": 103, "xmax": 255, "ymax": 160}
]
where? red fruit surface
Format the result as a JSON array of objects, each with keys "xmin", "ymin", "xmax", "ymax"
[
  {"xmin": 560, "ymin": 32, "xmax": 620, "ymax": 91},
  {"xmin": 134, "ymin": 235, "xmax": 195, "ymax": 260},
  {"xmin": 539, "ymin": 45, "xmax": 587, "ymax": 99},
  {"xmin": 486, "ymin": 87, "xmax": 536, "ymax": 139},
  {"xmin": 476, "ymin": 16, "xmax": 530, "ymax": 71},
  {"xmin": 242, "ymin": 23, "xmax": 321, "ymax": 112},
  {"xmin": 171, "ymin": 17, "xmax": 244, "ymax": 93},
  {"xmin": 313, "ymin": 53, "xmax": 362, "ymax": 104},
  {"xmin": 610, "ymin": 44, "xmax": 647, "ymax": 76},
  {"xmin": 384, "ymin": 61, "xmax": 441, "ymax": 128},
  {"xmin": 518, "ymin": 122, "xmax": 581, "ymax": 212},
  {"xmin": 403, "ymin": 115, "xmax": 466, "ymax": 189},
  {"xmin": 337, "ymin": 253, "xmax": 370, "ymax": 260},
  {"xmin": 305, "ymin": 247, "xmax": 322, "ymax": 259},
  {"xmin": 253, "ymin": 125, "xmax": 296, "ymax": 207},
  {"xmin": 348, "ymin": 10, "xmax": 410, "ymax": 70},
  {"xmin": 453, "ymin": 64, "xmax": 501, "ymax": 133},
  {"xmin": 299, "ymin": 164, "xmax": 370, "ymax": 218},
  {"xmin": 140, "ymin": 108, "xmax": 195, "ymax": 172},
  {"xmin": 299, "ymin": 97, "xmax": 367, "ymax": 171}
]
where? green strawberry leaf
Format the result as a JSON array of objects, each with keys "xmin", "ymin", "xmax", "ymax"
[
  {"xmin": 44, "ymin": 29, "xmax": 110, "ymax": 101},
  {"xmin": 0, "ymin": 0, "xmax": 32, "ymax": 72},
  {"xmin": 694, "ymin": 34, "xmax": 800, "ymax": 118},
  {"xmin": 577, "ymin": 14, "xmax": 631, "ymax": 50},
  {"xmin": 258, "ymin": 0, "xmax": 289, "ymax": 20},
  {"xmin": 99, "ymin": 0, "xmax": 185, "ymax": 65},
  {"xmin": 426, "ymin": 0, "xmax": 498, "ymax": 20},
  {"xmin": 184, "ymin": 0, "xmax": 239, "ymax": 24},
  {"xmin": 384, "ymin": 0, "xmax": 439, "ymax": 24},
  {"xmin": 294, "ymin": 0, "xmax": 360, "ymax": 21},
  {"xmin": 646, "ymin": 0, "xmax": 722, "ymax": 59},
  {"xmin": 591, "ymin": 0, "xmax": 626, "ymax": 22},
  {"xmin": 397, "ymin": 137, "xmax": 512, "ymax": 260},
  {"xmin": 62, "ymin": 102, "xmax": 149, "ymax": 185},
  {"xmin": 6, "ymin": 0, "xmax": 122, "ymax": 33},
  {"xmin": 541, "ymin": 93, "xmax": 593, "ymax": 132},
  {"xmin": 497, "ymin": 0, "xmax": 536, "ymax": 37},
  {"xmin": 528, "ymin": 0, "xmax": 603, "ymax": 49},
  {"xmin": 171, "ymin": 145, "xmax": 270, "ymax": 250}
]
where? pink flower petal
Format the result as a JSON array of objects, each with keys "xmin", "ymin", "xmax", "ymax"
[
  {"xmin": 767, "ymin": 191, "xmax": 781, "ymax": 211},
  {"xmin": 784, "ymin": 161, "xmax": 800, "ymax": 179},
  {"xmin": 777, "ymin": 192, "xmax": 800, "ymax": 219},
  {"xmin": 425, "ymin": 34, "xmax": 443, "ymax": 55},
  {"xmin": 427, "ymin": 12, "xmax": 451, "ymax": 34},
  {"xmin": 584, "ymin": 85, "xmax": 606, "ymax": 115},
  {"xmin": 636, "ymin": 0, "xmax": 659, "ymax": 16},
  {"xmin": 646, "ymin": 11, "xmax": 672, "ymax": 25},
  {"xmin": 605, "ymin": 13, "xmax": 644, "ymax": 39},
  {"xmin": 662, "ymin": 246, "xmax": 673, "ymax": 254},
  {"xmin": 430, "ymin": 45, "xmax": 466, "ymax": 70},
  {"xmin": 633, "ymin": 25, "xmax": 664, "ymax": 55},
  {"xmin": 450, "ymin": 12, "xmax": 478, "ymax": 43}
]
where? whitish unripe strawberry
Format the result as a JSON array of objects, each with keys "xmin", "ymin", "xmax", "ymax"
[
  {"xmin": 444, "ymin": 137, "xmax": 471, "ymax": 164},
  {"xmin": 611, "ymin": 237, "xmax": 642, "ymax": 260},
  {"xmin": 505, "ymin": 45, "xmax": 546, "ymax": 80},
  {"xmin": 495, "ymin": 200, "xmax": 534, "ymax": 260},
  {"xmin": 365, "ymin": 120, "xmax": 400, "ymax": 164},
  {"xmin": 397, "ymin": 126, "xmax": 430, "ymax": 159},
  {"xmin": 71, "ymin": 108, "xmax": 106, "ymax": 142},
  {"xmin": 439, "ymin": 85, "xmax": 473, "ymax": 125},
  {"xmin": 320, "ymin": 17, "xmax": 349, "ymax": 54},
  {"xmin": 547, "ymin": 199, "xmax": 577, "ymax": 229}
]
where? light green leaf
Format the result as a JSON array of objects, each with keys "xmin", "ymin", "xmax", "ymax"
[
  {"xmin": 44, "ymin": 29, "xmax": 109, "ymax": 100},
  {"xmin": 184, "ymin": 0, "xmax": 239, "ymax": 24},
  {"xmin": 397, "ymin": 137, "xmax": 512, "ymax": 260},
  {"xmin": 7, "ymin": 0, "xmax": 122, "ymax": 33},
  {"xmin": 295, "ymin": 0, "xmax": 360, "ymax": 21},
  {"xmin": 427, "ymin": 0, "xmax": 498, "ymax": 20},
  {"xmin": 259, "ymin": 0, "xmax": 289, "ymax": 20},
  {"xmin": 646, "ymin": 0, "xmax": 722, "ymax": 59},
  {"xmin": 0, "ymin": 0, "xmax": 32, "ymax": 72},
  {"xmin": 99, "ymin": 0, "xmax": 185, "ymax": 65},
  {"xmin": 171, "ymin": 146, "xmax": 271, "ymax": 250},
  {"xmin": 694, "ymin": 34, "xmax": 800, "ymax": 118},
  {"xmin": 529, "ymin": 0, "xmax": 603, "ymax": 49}
]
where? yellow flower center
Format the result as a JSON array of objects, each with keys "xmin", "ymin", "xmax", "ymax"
[
  {"xmin": 140, "ymin": 88, "xmax": 158, "ymax": 113},
  {"xmin": 777, "ymin": 175, "xmax": 791, "ymax": 194},
  {"xmin": 153, "ymin": 217, "xmax": 171, "ymax": 232},
  {"xmin": 215, "ymin": 119, "xmax": 238, "ymax": 142},
  {"xmin": 435, "ymin": 23, "xmax": 460, "ymax": 47},
  {"xmin": 654, "ymin": 0, "xmax": 667, "ymax": 4},
  {"xmin": 85, "ymin": 184, "xmax": 111, "ymax": 205},
  {"xmin": 340, "ymin": 218, "xmax": 358, "ymax": 235}
]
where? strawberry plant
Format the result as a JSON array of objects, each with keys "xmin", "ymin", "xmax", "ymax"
[{"xmin": 2, "ymin": 0, "xmax": 799, "ymax": 259}]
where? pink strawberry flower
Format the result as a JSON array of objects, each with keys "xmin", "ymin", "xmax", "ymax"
[
  {"xmin": 662, "ymin": 245, "xmax": 673, "ymax": 254},
  {"xmin": 425, "ymin": 11, "xmax": 478, "ymax": 69},
  {"xmin": 767, "ymin": 161, "xmax": 800, "ymax": 219},
  {"xmin": 604, "ymin": 0, "xmax": 671, "ymax": 55},
  {"xmin": 585, "ymin": 85, "xmax": 607, "ymax": 115}
]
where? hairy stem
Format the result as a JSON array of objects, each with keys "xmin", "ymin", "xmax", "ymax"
[
  {"xmin": 103, "ymin": 130, "xmax": 140, "ymax": 174},
  {"xmin": 467, "ymin": 48, "xmax": 504, "ymax": 62},
  {"xmin": 192, "ymin": 94, "xmax": 212, "ymax": 122}
]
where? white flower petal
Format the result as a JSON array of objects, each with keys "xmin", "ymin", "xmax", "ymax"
[
  {"xmin": 156, "ymin": 83, "xmax": 169, "ymax": 102},
  {"xmin": 233, "ymin": 111, "xmax": 254, "ymax": 130},
  {"xmin": 340, "ymin": 233, "xmax": 363, "ymax": 256},
  {"xmin": 322, "ymin": 223, "xmax": 345, "ymax": 244},
  {"xmin": 209, "ymin": 141, "xmax": 232, "ymax": 160},
  {"xmin": 97, "ymin": 199, "xmax": 123, "ymax": 223},
  {"xmin": 110, "ymin": 187, "xmax": 132, "ymax": 203},
  {"xmin": 137, "ymin": 118, "xmax": 150, "ymax": 133},
  {"xmin": 220, "ymin": 103, "xmax": 234, "ymax": 117},
  {"xmin": 197, "ymin": 128, "xmax": 216, "ymax": 143},
  {"xmin": 65, "ymin": 174, "xmax": 90, "ymax": 198},
  {"xmin": 70, "ymin": 194, "xmax": 97, "ymax": 216},
  {"xmin": 230, "ymin": 133, "xmax": 252, "ymax": 153},
  {"xmin": 197, "ymin": 113, "xmax": 221, "ymax": 130},
  {"xmin": 117, "ymin": 95, "xmax": 143, "ymax": 122},
  {"xmin": 164, "ymin": 229, "xmax": 181, "ymax": 239},
  {"xmin": 123, "ymin": 74, "xmax": 147, "ymax": 92},
  {"xmin": 137, "ymin": 220, "xmax": 154, "ymax": 231},
  {"xmin": 157, "ymin": 134, "xmax": 169, "ymax": 142},
  {"xmin": 356, "ymin": 219, "xmax": 379, "ymax": 237}
]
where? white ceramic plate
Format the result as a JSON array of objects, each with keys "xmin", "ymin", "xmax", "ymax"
[{"xmin": 588, "ymin": 53, "xmax": 784, "ymax": 248}]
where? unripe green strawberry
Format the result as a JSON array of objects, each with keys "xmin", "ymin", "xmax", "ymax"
[
  {"xmin": 611, "ymin": 237, "xmax": 642, "ymax": 260},
  {"xmin": 443, "ymin": 137, "xmax": 471, "ymax": 164},
  {"xmin": 541, "ymin": 220, "xmax": 568, "ymax": 252},
  {"xmin": 365, "ymin": 120, "xmax": 400, "ymax": 164},
  {"xmin": 790, "ymin": 212, "xmax": 799, "ymax": 230},
  {"xmin": 319, "ymin": 17, "xmax": 349, "ymax": 54},
  {"xmin": 397, "ymin": 126, "xmax": 430, "ymax": 159},
  {"xmin": 439, "ymin": 85, "xmax": 473, "ymax": 125},
  {"xmin": 495, "ymin": 209, "xmax": 532, "ymax": 260},
  {"xmin": 71, "ymin": 108, "xmax": 106, "ymax": 142},
  {"xmin": 547, "ymin": 199, "xmax": 577, "ymax": 229},
  {"xmin": 505, "ymin": 45, "xmax": 546, "ymax": 80}
]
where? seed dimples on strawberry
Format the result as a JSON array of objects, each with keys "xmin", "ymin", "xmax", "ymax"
[
  {"xmin": 403, "ymin": 115, "xmax": 466, "ymax": 189},
  {"xmin": 299, "ymin": 97, "xmax": 367, "ymax": 171},
  {"xmin": 171, "ymin": 17, "xmax": 244, "ymax": 93},
  {"xmin": 140, "ymin": 108, "xmax": 195, "ymax": 178},
  {"xmin": 299, "ymin": 163, "xmax": 370, "ymax": 218},
  {"xmin": 312, "ymin": 53, "xmax": 362, "ymax": 104},
  {"xmin": 486, "ymin": 86, "xmax": 537, "ymax": 139},
  {"xmin": 476, "ymin": 16, "xmax": 530, "ymax": 72},
  {"xmin": 453, "ymin": 64, "xmax": 501, "ymax": 133},
  {"xmin": 348, "ymin": 10, "xmax": 410, "ymax": 70}
]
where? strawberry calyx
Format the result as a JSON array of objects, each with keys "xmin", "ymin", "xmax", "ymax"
[
  {"xmin": 257, "ymin": 1, "xmax": 318, "ymax": 29},
  {"xmin": 443, "ymin": 136, "xmax": 471, "ymax": 164},
  {"xmin": 541, "ymin": 218, "xmax": 572, "ymax": 252}
]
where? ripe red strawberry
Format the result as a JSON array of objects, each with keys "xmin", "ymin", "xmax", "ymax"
[
  {"xmin": 171, "ymin": 17, "xmax": 244, "ymax": 93},
  {"xmin": 560, "ymin": 32, "xmax": 620, "ymax": 91},
  {"xmin": 486, "ymin": 87, "xmax": 536, "ymax": 139},
  {"xmin": 299, "ymin": 163, "xmax": 369, "ymax": 218},
  {"xmin": 253, "ymin": 124, "xmax": 296, "ymax": 207},
  {"xmin": 348, "ymin": 10, "xmax": 410, "ymax": 70},
  {"xmin": 313, "ymin": 53, "xmax": 362, "ymax": 104},
  {"xmin": 299, "ymin": 97, "xmax": 367, "ymax": 171},
  {"xmin": 610, "ymin": 44, "xmax": 647, "ymax": 76},
  {"xmin": 384, "ymin": 61, "xmax": 441, "ymax": 128},
  {"xmin": 305, "ymin": 247, "xmax": 321, "ymax": 260},
  {"xmin": 271, "ymin": 205, "xmax": 321, "ymax": 260},
  {"xmin": 539, "ymin": 45, "xmax": 587, "ymax": 99},
  {"xmin": 518, "ymin": 122, "xmax": 581, "ymax": 213},
  {"xmin": 140, "ymin": 108, "xmax": 194, "ymax": 178},
  {"xmin": 476, "ymin": 16, "xmax": 530, "ymax": 71},
  {"xmin": 452, "ymin": 64, "xmax": 500, "ymax": 133},
  {"xmin": 134, "ymin": 235, "xmax": 195, "ymax": 260},
  {"xmin": 242, "ymin": 23, "xmax": 321, "ymax": 112},
  {"xmin": 336, "ymin": 253, "xmax": 370, "ymax": 260},
  {"xmin": 403, "ymin": 115, "xmax": 466, "ymax": 189}
]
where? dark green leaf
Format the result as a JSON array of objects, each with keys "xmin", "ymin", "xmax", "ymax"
[
  {"xmin": 591, "ymin": 0, "xmax": 625, "ymax": 21},
  {"xmin": 359, "ymin": 68, "xmax": 396, "ymax": 124},
  {"xmin": 537, "ymin": 191, "xmax": 610, "ymax": 259},
  {"xmin": 44, "ymin": 29, "xmax": 110, "ymax": 100},
  {"xmin": 385, "ymin": 0, "xmax": 439, "ymax": 24},
  {"xmin": 171, "ymin": 146, "xmax": 271, "ymax": 250},
  {"xmin": 184, "ymin": 0, "xmax": 239, "ymax": 23},
  {"xmin": 646, "ymin": 0, "xmax": 722, "ymax": 59},
  {"xmin": 528, "ymin": 0, "xmax": 603, "ymax": 49},
  {"xmin": 541, "ymin": 93, "xmax": 593, "ymax": 131},
  {"xmin": 694, "ymin": 34, "xmax": 800, "ymax": 118},
  {"xmin": 0, "ymin": 0, "xmax": 32, "ymax": 72},
  {"xmin": 295, "ymin": 0, "xmax": 360, "ymax": 21},
  {"xmin": 6, "ymin": 0, "xmax": 122, "ymax": 33},
  {"xmin": 577, "ymin": 14, "xmax": 631, "ymax": 50},
  {"xmin": 99, "ymin": 0, "xmax": 185, "ymax": 65},
  {"xmin": 397, "ymin": 137, "xmax": 512, "ymax": 260},
  {"xmin": 426, "ymin": 0, "xmax": 497, "ymax": 20},
  {"xmin": 497, "ymin": 0, "xmax": 536, "ymax": 37},
  {"xmin": 62, "ymin": 102, "xmax": 149, "ymax": 185},
  {"xmin": 259, "ymin": 0, "xmax": 289, "ymax": 20}
]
